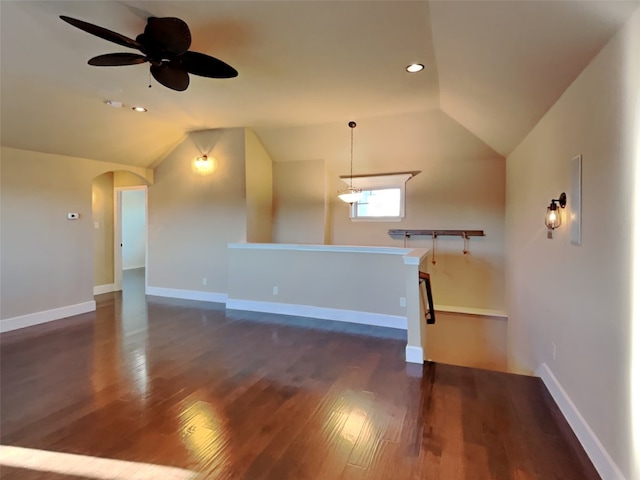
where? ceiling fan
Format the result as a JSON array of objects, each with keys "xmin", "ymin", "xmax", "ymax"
[{"xmin": 60, "ymin": 15, "xmax": 238, "ymax": 91}]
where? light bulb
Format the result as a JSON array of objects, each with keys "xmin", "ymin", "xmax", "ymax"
[
  {"xmin": 193, "ymin": 155, "xmax": 214, "ymax": 175},
  {"xmin": 545, "ymin": 204, "xmax": 561, "ymax": 229}
]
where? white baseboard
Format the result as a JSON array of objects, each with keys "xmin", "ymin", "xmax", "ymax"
[
  {"xmin": 405, "ymin": 345, "xmax": 424, "ymax": 364},
  {"xmin": 0, "ymin": 301, "xmax": 96, "ymax": 333},
  {"xmin": 145, "ymin": 286, "xmax": 228, "ymax": 304},
  {"xmin": 226, "ymin": 298, "xmax": 407, "ymax": 330},
  {"xmin": 537, "ymin": 362, "xmax": 624, "ymax": 480},
  {"xmin": 435, "ymin": 304, "xmax": 508, "ymax": 319},
  {"xmin": 93, "ymin": 283, "xmax": 116, "ymax": 295}
]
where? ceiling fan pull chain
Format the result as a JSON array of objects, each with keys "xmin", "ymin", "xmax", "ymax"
[{"xmin": 148, "ymin": 70, "xmax": 152, "ymax": 88}]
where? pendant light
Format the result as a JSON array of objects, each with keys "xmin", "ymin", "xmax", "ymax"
[{"xmin": 338, "ymin": 121, "xmax": 363, "ymax": 204}]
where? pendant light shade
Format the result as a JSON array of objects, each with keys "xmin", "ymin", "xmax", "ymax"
[
  {"xmin": 338, "ymin": 187, "xmax": 363, "ymax": 204},
  {"xmin": 338, "ymin": 121, "xmax": 363, "ymax": 204}
]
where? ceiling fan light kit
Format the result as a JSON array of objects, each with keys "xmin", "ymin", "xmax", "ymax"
[{"xmin": 60, "ymin": 15, "xmax": 238, "ymax": 92}]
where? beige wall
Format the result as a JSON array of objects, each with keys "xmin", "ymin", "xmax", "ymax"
[
  {"xmin": 273, "ymin": 159, "xmax": 326, "ymax": 244},
  {"xmin": 0, "ymin": 147, "xmax": 152, "ymax": 321},
  {"xmin": 244, "ymin": 129, "xmax": 273, "ymax": 243},
  {"xmin": 114, "ymin": 170, "xmax": 148, "ymax": 188},
  {"xmin": 92, "ymin": 172, "xmax": 114, "ymax": 286},
  {"xmin": 425, "ymin": 313, "xmax": 507, "ymax": 372},
  {"xmin": 228, "ymin": 245, "xmax": 409, "ymax": 317},
  {"xmin": 258, "ymin": 111, "xmax": 506, "ymax": 314},
  {"xmin": 147, "ymin": 129, "xmax": 247, "ymax": 294},
  {"xmin": 330, "ymin": 155, "xmax": 506, "ymax": 312},
  {"xmin": 506, "ymin": 7, "xmax": 640, "ymax": 479},
  {"xmin": 227, "ymin": 244, "xmax": 430, "ymax": 360}
]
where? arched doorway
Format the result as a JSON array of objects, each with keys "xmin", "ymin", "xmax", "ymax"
[{"xmin": 92, "ymin": 170, "xmax": 149, "ymax": 295}]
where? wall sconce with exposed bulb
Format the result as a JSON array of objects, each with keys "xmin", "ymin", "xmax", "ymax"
[
  {"xmin": 193, "ymin": 154, "xmax": 214, "ymax": 175},
  {"xmin": 195, "ymin": 155, "xmax": 208, "ymax": 168},
  {"xmin": 545, "ymin": 192, "xmax": 567, "ymax": 234}
]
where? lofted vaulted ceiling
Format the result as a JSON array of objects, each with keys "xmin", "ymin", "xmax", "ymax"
[{"xmin": 1, "ymin": 1, "xmax": 638, "ymax": 168}]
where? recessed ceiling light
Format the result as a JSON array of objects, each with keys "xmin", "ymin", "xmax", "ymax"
[
  {"xmin": 406, "ymin": 63, "xmax": 424, "ymax": 73},
  {"xmin": 104, "ymin": 100, "xmax": 122, "ymax": 108},
  {"xmin": 132, "ymin": 106, "xmax": 147, "ymax": 112}
]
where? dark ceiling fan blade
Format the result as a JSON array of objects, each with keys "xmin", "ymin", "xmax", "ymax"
[
  {"xmin": 181, "ymin": 51, "xmax": 238, "ymax": 78},
  {"xmin": 150, "ymin": 62, "xmax": 189, "ymax": 91},
  {"xmin": 144, "ymin": 17, "xmax": 191, "ymax": 56},
  {"xmin": 88, "ymin": 53, "xmax": 148, "ymax": 66},
  {"xmin": 60, "ymin": 16, "xmax": 142, "ymax": 50}
]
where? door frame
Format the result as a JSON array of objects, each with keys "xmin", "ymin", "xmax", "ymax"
[{"xmin": 114, "ymin": 186, "xmax": 149, "ymax": 292}]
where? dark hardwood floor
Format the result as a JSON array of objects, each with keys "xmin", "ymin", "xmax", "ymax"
[{"xmin": 0, "ymin": 269, "xmax": 599, "ymax": 479}]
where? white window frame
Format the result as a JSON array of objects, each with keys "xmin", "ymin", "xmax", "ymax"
[{"xmin": 340, "ymin": 173, "xmax": 415, "ymax": 222}]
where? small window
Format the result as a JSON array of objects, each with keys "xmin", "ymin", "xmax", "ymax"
[
  {"xmin": 340, "ymin": 172, "xmax": 418, "ymax": 221},
  {"xmin": 353, "ymin": 188, "xmax": 402, "ymax": 219}
]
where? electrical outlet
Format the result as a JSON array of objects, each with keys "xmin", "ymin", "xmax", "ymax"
[
  {"xmin": 273, "ymin": 286, "xmax": 279, "ymax": 295},
  {"xmin": 202, "ymin": 277, "xmax": 207, "ymax": 286},
  {"xmin": 399, "ymin": 297, "xmax": 406, "ymax": 307},
  {"xmin": 94, "ymin": 221, "xmax": 100, "ymax": 229},
  {"xmin": 552, "ymin": 342, "xmax": 556, "ymax": 361}
]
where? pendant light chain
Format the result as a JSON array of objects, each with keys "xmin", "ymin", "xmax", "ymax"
[
  {"xmin": 337, "ymin": 121, "xmax": 363, "ymax": 204},
  {"xmin": 349, "ymin": 125, "xmax": 354, "ymax": 188},
  {"xmin": 348, "ymin": 120, "xmax": 357, "ymax": 188}
]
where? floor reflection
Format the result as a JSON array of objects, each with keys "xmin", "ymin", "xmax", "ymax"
[
  {"xmin": 120, "ymin": 269, "xmax": 149, "ymax": 402},
  {"xmin": 92, "ymin": 268, "xmax": 149, "ymax": 404},
  {"xmin": 178, "ymin": 400, "xmax": 229, "ymax": 468}
]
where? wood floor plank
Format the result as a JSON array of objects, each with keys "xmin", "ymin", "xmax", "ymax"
[{"xmin": 0, "ymin": 269, "xmax": 601, "ymax": 479}]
